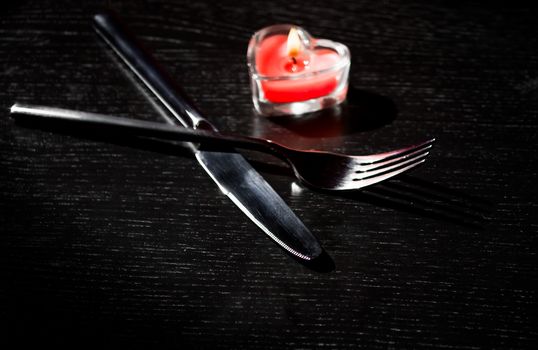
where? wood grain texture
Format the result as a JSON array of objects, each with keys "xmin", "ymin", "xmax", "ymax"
[{"xmin": 1, "ymin": 0, "xmax": 537, "ymax": 348}]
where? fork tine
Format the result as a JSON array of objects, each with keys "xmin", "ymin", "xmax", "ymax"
[
  {"xmin": 353, "ymin": 138, "xmax": 435, "ymax": 165},
  {"xmin": 343, "ymin": 158, "xmax": 427, "ymax": 190},
  {"xmin": 354, "ymin": 151, "xmax": 429, "ymax": 179},
  {"xmin": 354, "ymin": 145, "xmax": 431, "ymax": 172}
]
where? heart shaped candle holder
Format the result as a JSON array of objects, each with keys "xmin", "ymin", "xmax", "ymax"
[{"xmin": 247, "ymin": 24, "xmax": 350, "ymax": 116}]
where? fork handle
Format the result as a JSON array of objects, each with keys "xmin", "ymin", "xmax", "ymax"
[
  {"xmin": 10, "ymin": 104, "xmax": 282, "ymax": 156},
  {"xmin": 93, "ymin": 12, "xmax": 215, "ymax": 132}
]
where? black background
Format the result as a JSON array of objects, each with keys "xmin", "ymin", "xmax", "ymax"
[{"xmin": 1, "ymin": 0, "xmax": 537, "ymax": 348}]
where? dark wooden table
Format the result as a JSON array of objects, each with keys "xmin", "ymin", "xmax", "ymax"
[{"xmin": 1, "ymin": 0, "xmax": 536, "ymax": 348}]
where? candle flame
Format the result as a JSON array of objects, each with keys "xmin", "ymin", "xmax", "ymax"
[{"xmin": 286, "ymin": 27, "xmax": 302, "ymax": 58}]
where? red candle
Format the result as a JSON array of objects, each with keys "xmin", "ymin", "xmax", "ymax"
[
  {"xmin": 248, "ymin": 24, "xmax": 350, "ymax": 116},
  {"xmin": 255, "ymin": 28, "xmax": 341, "ymax": 103}
]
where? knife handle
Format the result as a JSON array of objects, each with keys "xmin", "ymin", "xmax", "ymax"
[{"xmin": 93, "ymin": 12, "xmax": 217, "ymax": 132}]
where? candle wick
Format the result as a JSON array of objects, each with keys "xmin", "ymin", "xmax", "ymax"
[{"xmin": 291, "ymin": 57, "xmax": 297, "ymax": 65}]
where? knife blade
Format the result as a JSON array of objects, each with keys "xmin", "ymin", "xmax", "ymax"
[{"xmin": 92, "ymin": 12, "xmax": 323, "ymax": 260}]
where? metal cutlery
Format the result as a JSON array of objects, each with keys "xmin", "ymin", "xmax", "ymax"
[{"xmin": 9, "ymin": 11, "xmax": 436, "ymax": 262}]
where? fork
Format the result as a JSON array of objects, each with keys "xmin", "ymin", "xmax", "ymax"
[{"xmin": 11, "ymin": 103, "xmax": 434, "ymax": 191}]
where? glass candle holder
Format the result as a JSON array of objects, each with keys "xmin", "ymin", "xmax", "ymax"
[{"xmin": 247, "ymin": 24, "xmax": 350, "ymax": 117}]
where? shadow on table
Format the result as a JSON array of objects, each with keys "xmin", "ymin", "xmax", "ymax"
[
  {"xmin": 267, "ymin": 86, "xmax": 398, "ymax": 138},
  {"xmin": 254, "ymin": 160, "xmax": 491, "ymax": 230},
  {"xmin": 287, "ymin": 249, "xmax": 335, "ymax": 273},
  {"xmin": 332, "ymin": 176, "xmax": 491, "ymax": 229}
]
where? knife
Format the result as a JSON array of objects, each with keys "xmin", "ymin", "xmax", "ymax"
[{"xmin": 92, "ymin": 12, "xmax": 322, "ymax": 260}]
